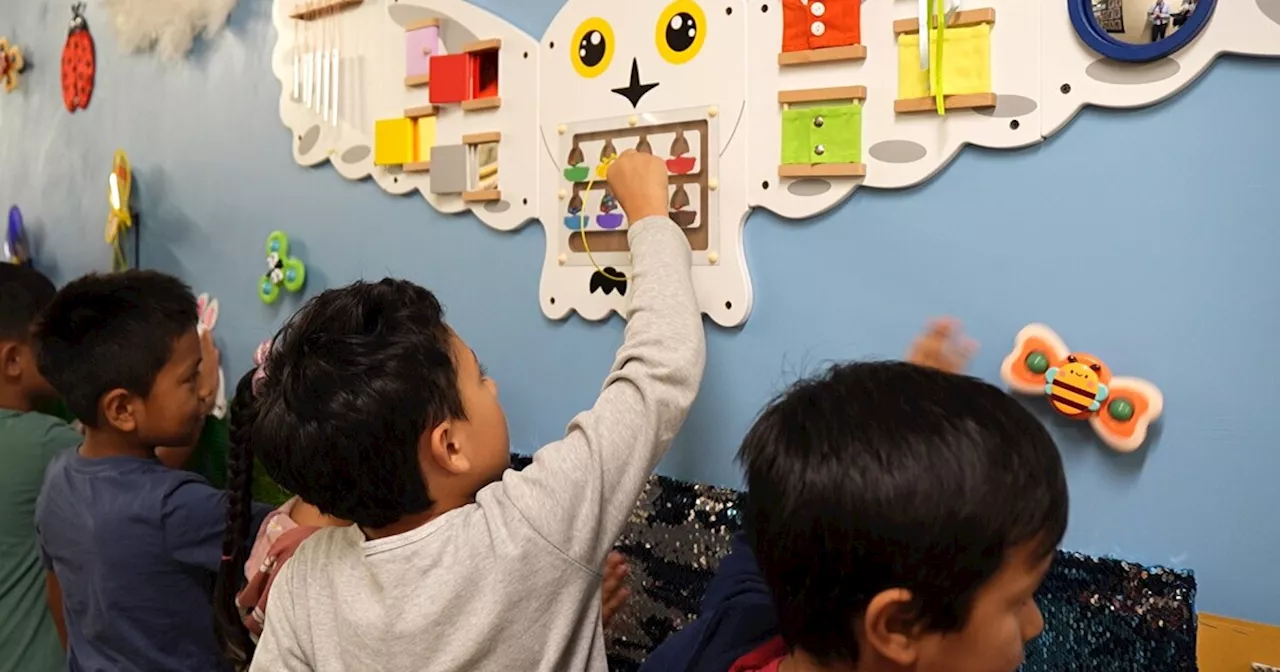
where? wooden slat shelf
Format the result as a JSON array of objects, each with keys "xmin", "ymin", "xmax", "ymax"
[
  {"xmin": 463, "ymin": 39, "xmax": 502, "ymax": 53},
  {"xmin": 463, "ymin": 131, "xmax": 501, "ymax": 145},
  {"xmin": 404, "ymin": 18, "xmax": 439, "ymax": 31},
  {"xmin": 462, "ymin": 97, "xmax": 502, "ymax": 112},
  {"xmin": 404, "ymin": 74, "xmax": 430, "ymax": 87},
  {"xmin": 778, "ymin": 163, "xmax": 865, "ymax": 178},
  {"xmin": 894, "ymin": 92, "xmax": 996, "ymax": 113},
  {"xmin": 463, "ymin": 189, "xmax": 501, "ymax": 202},
  {"xmin": 893, "ymin": 8, "xmax": 996, "ymax": 34},
  {"xmin": 778, "ymin": 86, "xmax": 867, "ymax": 104},
  {"xmin": 778, "ymin": 44, "xmax": 867, "ymax": 66},
  {"xmin": 289, "ymin": 0, "xmax": 362, "ymax": 21},
  {"xmin": 404, "ymin": 105, "xmax": 437, "ymax": 118}
]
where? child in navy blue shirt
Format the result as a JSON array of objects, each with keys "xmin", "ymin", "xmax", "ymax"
[{"xmin": 33, "ymin": 270, "xmax": 272, "ymax": 671}]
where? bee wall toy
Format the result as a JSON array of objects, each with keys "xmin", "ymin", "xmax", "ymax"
[
  {"xmin": 259, "ymin": 231, "xmax": 306, "ymax": 304},
  {"xmin": 999, "ymin": 323, "xmax": 1163, "ymax": 453}
]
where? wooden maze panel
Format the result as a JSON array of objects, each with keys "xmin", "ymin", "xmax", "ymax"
[{"xmin": 561, "ymin": 118, "xmax": 713, "ymax": 255}]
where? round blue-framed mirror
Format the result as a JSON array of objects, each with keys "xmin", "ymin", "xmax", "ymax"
[{"xmin": 1071, "ymin": 0, "xmax": 1217, "ymax": 63}]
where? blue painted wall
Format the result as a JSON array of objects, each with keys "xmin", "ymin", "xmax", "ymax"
[{"xmin": 2, "ymin": 0, "xmax": 1276, "ymax": 625}]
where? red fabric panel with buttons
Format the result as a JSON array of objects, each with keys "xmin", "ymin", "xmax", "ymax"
[{"xmin": 781, "ymin": 0, "xmax": 860, "ymax": 52}]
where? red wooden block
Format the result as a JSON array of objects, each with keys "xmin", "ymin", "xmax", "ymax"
[{"xmin": 429, "ymin": 53, "xmax": 469, "ymax": 104}]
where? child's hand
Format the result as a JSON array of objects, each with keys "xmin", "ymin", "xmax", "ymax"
[
  {"xmin": 601, "ymin": 551, "xmax": 631, "ymax": 629},
  {"xmin": 197, "ymin": 330, "xmax": 221, "ymax": 414},
  {"xmin": 607, "ymin": 150, "xmax": 670, "ymax": 224},
  {"xmin": 906, "ymin": 318, "xmax": 977, "ymax": 374}
]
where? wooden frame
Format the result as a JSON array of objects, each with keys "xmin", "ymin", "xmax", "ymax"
[
  {"xmin": 777, "ymin": 86, "xmax": 867, "ymax": 179},
  {"xmin": 893, "ymin": 8, "xmax": 997, "ymax": 114},
  {"xmin": 462, "ymin": 132, "xmax": 502, "ymax": 202}
]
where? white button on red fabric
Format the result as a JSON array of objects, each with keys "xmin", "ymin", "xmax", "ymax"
[
  {"xmin": 811, "ymin": 20, "xmax": 825, "ymax": 36},
  {"xmin": 811, "ymin": 2, "xmax": 825, "ymax": 16}
]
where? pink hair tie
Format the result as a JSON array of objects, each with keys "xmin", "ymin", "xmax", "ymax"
[{"xmin": 251, "ymin": 338, "xmax": 273, "ymax": 397}]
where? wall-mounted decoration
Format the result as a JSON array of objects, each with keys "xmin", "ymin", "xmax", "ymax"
[
  {"xmin": 269, "ymin": 0, "xmax": 1279, "ymax": 328},
  {"xmin": 259, "ymin": 231, "xmax": 307, "ymax": 304},
  {"xmin": 999, "ymin": 323, "xmax": 1164, "ymax": 453},
  {"xmin": 0, "ymin": 38, "xmax": 26, "ymax": 93},
  {"xmin": 61, "ymin": 3, "xmax": 96, "ymax": 113},
  {"xmin": 105, "ymin": 150, "xmax": 137, "ymax": 272},
  {"xmin": 100, "ymin": 0, "xmax": 240, "ymax": 61},
  {"xmin": 1071, "ymin": 0, "xmax": 1211, "ymax": 63},
  {"xmin": 195, "ymin": 293, "xmax": 228, "ymax": 419},
  {"xmin": 3, "ymin": 206, "xmax": 31, "ymax": 266}
]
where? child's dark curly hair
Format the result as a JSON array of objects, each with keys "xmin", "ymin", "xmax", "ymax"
[{"xmin": 212, "ymin": 368, "xmax": 260, "ymax": 667}]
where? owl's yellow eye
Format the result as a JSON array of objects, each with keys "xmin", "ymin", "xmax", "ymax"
[
  {"xmin": 570, "ymin": 18, "xmax": 615, "ymax": 78},
  {"xmin": 655, "ymin": 0, "xmax": 706, "ymax": 65}
]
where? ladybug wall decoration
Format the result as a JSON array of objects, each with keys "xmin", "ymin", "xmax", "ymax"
[{"xmin": 61, "ymin": 3, "xmax": 96, "ymax": 113}]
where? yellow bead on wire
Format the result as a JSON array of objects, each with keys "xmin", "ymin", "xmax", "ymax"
[{"xmin": 578, "ymin": 154, "xmax": 628, "ymax": 282}]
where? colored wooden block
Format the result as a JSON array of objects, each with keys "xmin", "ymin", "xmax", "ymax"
[
  {"xmin": 405, "ymin": 25, "xmax": 438, "ymax": 81},
  {"xmin": 374, "ymin": 118, "xmax": 416, "ymax": 166},
  {"xmin": 429, "ymin": 144, "xmax": 469, "ymax": 194},
  {"xmin": 429, "ymin": 54, "xmax": 470, "ymax": 104},
  {"xmin": 415, "ymin": 116, "xmax": 437, "ymax": 163}
]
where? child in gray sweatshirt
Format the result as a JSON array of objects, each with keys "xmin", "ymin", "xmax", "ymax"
[{"xmin": 249, "ymin": 151, "xmax": 706, "ymax": 672}]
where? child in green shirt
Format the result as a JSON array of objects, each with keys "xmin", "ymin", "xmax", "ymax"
[{"xmin": 0, "ymin": 264, "xmax": 77, "ymax": 672}]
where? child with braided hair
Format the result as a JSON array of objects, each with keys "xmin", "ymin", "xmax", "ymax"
[{"xmin": 213, "ymin": 343, "xmax": 350, "ymax": 668}]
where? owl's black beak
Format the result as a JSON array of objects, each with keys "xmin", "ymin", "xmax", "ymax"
[{"xmin": 611, "ymin": 58, "xmax": 659, "ymax": 109}]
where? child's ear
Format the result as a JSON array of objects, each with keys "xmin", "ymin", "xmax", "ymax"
[
  {"xmin": 100, "ymin": 389, "xmax": 138, "ymax": 433},
  {"xmin": 861, "ymin": 588, "xmax": 923, "ymax": 666},
  {"xmin": 425, "ymin": 421, "xmax": 471, "ymax": 475},
  {"xmin": 1, "ymin": 342, "xmax": 21, "ymax": 378}
]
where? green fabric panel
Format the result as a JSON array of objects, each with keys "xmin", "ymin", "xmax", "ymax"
[
  {"xmin": 188, "ymin": 415, "xmax": 229, "ymax": 489},
  {"xmin": 810, "ymin": 104, "xmax": 861, "ymax": 164},
  {"xmin": 781, "ymin": 109, "xmax": 813, "ymax": 165},
  {"xmin": 252, "ymin": 459, "xmax": 293, "ymax": 507},
  {"xmin": 780, "ymin": 103, "xmax": 863, "ymax": 165}
]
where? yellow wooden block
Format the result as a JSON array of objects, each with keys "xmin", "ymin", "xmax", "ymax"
[
  {"xmin": 897, "ymin": 24, "xmax": 992, "ymax": 100},
  {"xmin": 415, "ymin": 116, "xmax": 437, "ymax": 164},
  {"xmin": 374, "ymin": 118, "xmax": 416, "ymax": 166}
]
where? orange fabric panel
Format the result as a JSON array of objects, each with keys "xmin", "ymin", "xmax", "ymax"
[{"xmin": 782, "ymin": 0, "xmax": 860, "ymax": 53}]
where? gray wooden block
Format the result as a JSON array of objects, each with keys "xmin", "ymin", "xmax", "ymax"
[{"xmin": 430, "ymin": 144, "xmax": 468, "ymax": 194}]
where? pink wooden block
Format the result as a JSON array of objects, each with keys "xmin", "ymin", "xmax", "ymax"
[{"xmin": 405, "ymin": 26, "xmax": 439, "ymax": 78}]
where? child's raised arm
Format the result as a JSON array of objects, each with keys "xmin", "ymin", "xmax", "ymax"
[{"xmin": 501, "ymin": 150, "xmax": 706, "ymax": 569}]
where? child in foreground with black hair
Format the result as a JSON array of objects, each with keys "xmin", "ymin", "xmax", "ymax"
[
  {"xmin": 248, "ymin": 150, "xmax": 703, "ymax": 671},
  {"xmin": 640, "ymin": 319, "xmax": 1069, "ymax": 672},
  {"xmin": 0, "ymin": 264, "xmax": 77, "ymax": 672},
  {"xmin": 34, "ymin": 270, "xmax": 273, "ymax": 671},
  {"xmin": 214, "ymin": 349, "xmax": 635, "ymax": 667}
]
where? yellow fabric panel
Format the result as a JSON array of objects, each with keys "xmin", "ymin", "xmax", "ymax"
[{"xmin": 897, "ymin": 23, "xmax": 991, "ymax": 99}]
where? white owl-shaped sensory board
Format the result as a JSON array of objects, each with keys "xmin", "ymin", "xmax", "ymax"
[{"xmin": 271, "ymin": 0, "xmax": 1280, "ymax": 327}]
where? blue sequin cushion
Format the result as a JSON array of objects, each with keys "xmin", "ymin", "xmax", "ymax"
[{"xmin": 510, "ymin": 456, "xmax": 1197, "ymax": 671}]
